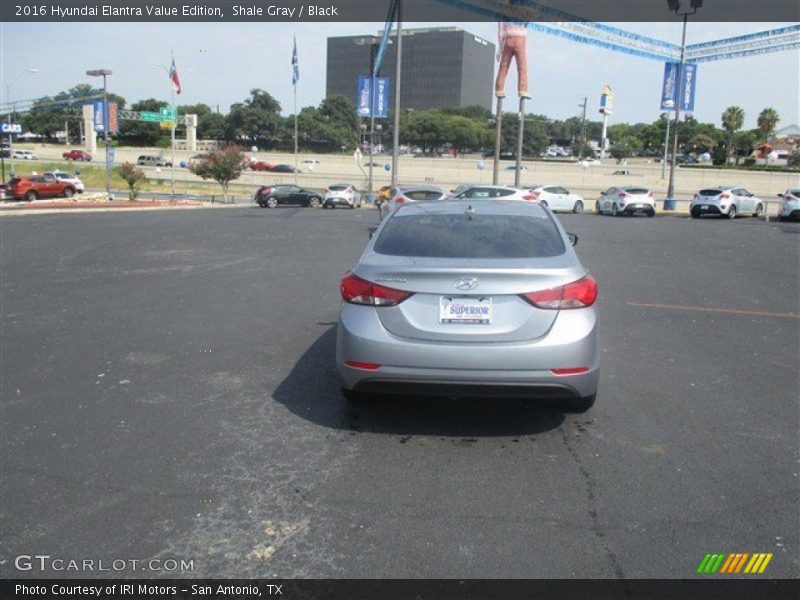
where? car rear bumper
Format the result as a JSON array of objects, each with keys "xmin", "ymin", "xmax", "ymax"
[
  {"xmin": 336, "ymin": 303, "xmax": 599, "ymax": 400},
  {"xmin": 691, "ymin": 204, "xmax": 723, "ymax": 215},
  {"xmin": 622, "ymin": 203, "xmax": 655, "ymax": 214},
  {"xmin": 324, "ymin": 197, "xmax": 355, "ymax": 206}
]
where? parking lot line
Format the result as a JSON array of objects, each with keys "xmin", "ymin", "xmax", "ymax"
[{"xmin": 627, "ymin": 302, "xmax": 800, "ymax": 320}]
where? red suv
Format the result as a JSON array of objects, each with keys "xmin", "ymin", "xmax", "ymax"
[
  {"xmin": 63, "ymin": 149, "xmax": 92, "ymax": 161},
  {"xmin": 9, "ymin": 175, "xmax": 78, "ymax": 201}
]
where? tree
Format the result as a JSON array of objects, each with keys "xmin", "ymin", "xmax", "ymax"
[
  {"xmin": 189, "ymin": 145, "xmax": 248, "ymax": 201},
  {"xmin": 757, "ymin": 108, "xmax": 780, "ymax": 142},
  {"xmin": 687, "ymin": 134, "xmax": 716, "ymax": 154},
  {"xmin": 721, "ymin": 106, "xmax": 745, "ymax": 162},
  {"xmin": 115, "ymin": 162, "xmax": 147, "ymax": 201},
  {"xmin": 447, "ymin": 115, "xmax": 485, "ymax": 156},
  {"xmin": 401, "ymin": 111, "xmax": 449, "ymax": 154},
  {"xmin": 733, "ymin": 130, "xmax": 758, "ymax": 165},
  {"xmin": 609, "ymin": 136, "xmax": 642, "ymax": 163},
  {"xmin": 227, "ymin": 89, "xmax": 283, "ymax": 148},
  {"xmin": 197, "ymin": 112, "xmax": 228, "ymax": 141}
]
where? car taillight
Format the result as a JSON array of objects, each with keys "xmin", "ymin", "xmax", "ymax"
[
  {"xmin": 694, "ymin": 194, "xmax": 699, "ymax": 200},
  {"xmin": 395, "ymin": 195, "xmax": 408, "ymax": 205},
  {"xmin": 551, "ymin": 367, "xmax": 590, "ymax": 376},
  {"xmin": 344, "ymin": 360, "xmax": 381, "ymax": 371},
  {"xmin": 787, "ymin": 195, "xmax": 794, "ymax": 200},
  {"xmin": 720, "ymin": 193, "xmax": 730, "ymax": 199},
  {"xmin": 524, "ymin": 191, "xmax": 540, "ymax": 202},
  {"xmin": 649, "ymin": 192, "xmax": 654, "ymax": 198},
  {"xmin": 340, "ymin": 272, "xmax": 412, "ymax": 306},
  {"xmin": 618, "ymin": 192, "xmax": 628, "ymax": 198},
  {"xmin": 521, "ymin": 274, "xmax": 598, "ymax": 309}
]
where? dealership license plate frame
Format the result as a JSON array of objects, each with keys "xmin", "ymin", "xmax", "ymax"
[{"xmin": 439, "ymin": 296, "xmax": 493, "ymax": 325}]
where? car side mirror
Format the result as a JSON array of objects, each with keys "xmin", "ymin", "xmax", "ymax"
[{"xmin": 567, "ymin": 233, "xmax": 579, "ymax": 246}]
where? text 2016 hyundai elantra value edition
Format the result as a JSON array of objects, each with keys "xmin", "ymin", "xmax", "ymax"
[{"xmin": 336, "ymin": 200, "xmax": 599, "ymax": 412}]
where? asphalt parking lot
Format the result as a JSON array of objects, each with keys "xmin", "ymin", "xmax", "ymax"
[{"xmin": 1, "ymin": 207, "xmax": 798, "ymax": 579}]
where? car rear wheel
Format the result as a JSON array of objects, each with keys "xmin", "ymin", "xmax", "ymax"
[
  {"xmin": 753, "ymin": 203, "xmax": 763, "ymax": 218},
  {"xmin": 24, "ymin": 190, "xmax": 37, "ymax": 202},
  {"xmin": 266, "ymin": 196, "xmax": 278, "ymax": 208},
  {"xmin": 690, "ymin": 207, "xmax": 700, "ymax": 218},
  {"xmin": 611, "ymin": 203, "xmax": 619, "ymax": 216},
  {"xmin": 647, "ymin": 209, "xmax": 655, "ymax": 217},
  {"xmin": 63, "ymin": 187, "xmax": 75, "ymax": 198},
  {"xmin": 595, "ymin": 201, "xmax": 601, "ymax": 214},
  {"xmin": 308, "ymin": 196, "xmax": 321, "ymax": 208},
  {"xmin": 726, "ymin": 205, "xmax": 737, "ymax": 220},
  {"xmin": 573, "ymin": 200, "xmax": 584, "ymax": 214}
]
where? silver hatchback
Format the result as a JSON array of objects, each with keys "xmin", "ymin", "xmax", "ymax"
[{"xmin": 336, "ymin": 200, "xmax": 599, "ymax": 412}]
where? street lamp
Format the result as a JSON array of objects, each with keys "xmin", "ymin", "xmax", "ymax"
[
  {"xmin": 665, "ymin": 0, "xmax": 703, "ymax": 205},
  {"xmin": 353, "ymin": 35, "xmax": 391, "ymax": 204},
  {"xmin": 4, "ymin": 68, "xmax": 39, "ymax": 180},
  {"xmin": 86, "ymin": 69, "xmax": 113, "ymax": 199}
]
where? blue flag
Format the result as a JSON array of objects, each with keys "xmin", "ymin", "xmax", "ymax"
[{"xmin": 292, "ymin": 35, "xmax": 299, "ymax": 85}]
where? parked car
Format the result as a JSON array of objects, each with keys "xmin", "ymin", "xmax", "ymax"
[
  {"xmin": 11, "ymin": 149, "xmax": 37, "ymax": 160},
  {"xmin": 62, "ymin": 149, "xmax": 92, "ymax": 162},
  {"xmin": 249, "ymin": 160, "xmax": 274, "ymax": 171},
  {"xmin": 188, "ymin": 153, "xmax": 211, "ymax": 167},
  {"xmin": 0, "ymin": 183, "xmax": 8, "ymax": 200},
  {"xmin": 690, "ymin": 186, "xmax": 763, "ymax": 219},
  {"xmin": 777, "ymin": 188, "xmax": 800, "ymax": 221},
  {"xmin": 450, "ymin": 185, "xmax": 532, "ymax": 201},
  {"xmin": 43, "ymin": 171, "xmax": 85, "ymax": 193},
  {"xmin": 136, "ymin": 155, "xmax": 172, "ymax": 167},
  {"xmin": 271, "ymin": 164, "xmax": 301, "ymax": 173},
  {"xmin": 527, "ymin": 185, "xmax": 585, "ymax": 213},
  {"xmin": 596, "ymin": 186, "xmax": 656, "ymax": 217},
  {"xmin": 337, "ymin": 200, "xmax": 598, "ymax": 412},
  {"xmin": 9, "ymin": 175, "xmax": 78, "ymax": 201},
  {"xmin": 324, "ymin": 184, "xmax": 361, "ymax": 209},
  {"xmin": 254, "ymin": 184, "xmax": 322, "ymax": 208},
  {"xmin": 379, "ymin": 185, "xmax": 446, "ymax": 219}
]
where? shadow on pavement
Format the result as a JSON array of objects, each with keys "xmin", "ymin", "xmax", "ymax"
[{"xmin": 272, "ymin": 327, "xmax": 565, "ymax": 437}]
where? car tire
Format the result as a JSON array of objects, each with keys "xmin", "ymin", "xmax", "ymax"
[
  {"xmin": 342, "ymin": 387, "xmax": 371, "ymax": 403},
  {"xmin": 647, "ymin": 209, "xmax": 655, "ymax": 217},
  {"xmin": 595, "ymin": 201, "xmax": 601, "ymax": 214},
  {"xmin": 611, "ymin": 203, "xmax": 619, "ymax": 216},
  {"xmin": 690, "ymin": 207, "xmax": 700, "ymax": 218},
  {"xmin": 266, "ymin": 197, "xmax": 278, "ymax": 208},
  {"xmin": 753, "ymin": 203, "xmax": 763, "ymax": 218},
  {"xmin": 726, "ymin": 205, "xmax": 737, "ymax": 220},
  {"xmin": 24, "ymin": 190, "xmax": 37, "ymax": 202},
  {"xmin": 308, "ymin": 196, "xmax": 321, "ymax": 208},
  {"xmin": 573, "ymin": 200, "xmax": 584, "ymax": 214},
  {"xmin": 563, "ymin": 394, "xmax": 596, "ymax": 414},
  {"xmin": 63, "ymin": 187, "xmax": 75, "ymax": 198}
]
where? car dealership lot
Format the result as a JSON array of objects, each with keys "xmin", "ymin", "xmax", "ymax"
[{"xmin": 0, "ymin": 208, "xmax": 797, "ymax": 578}]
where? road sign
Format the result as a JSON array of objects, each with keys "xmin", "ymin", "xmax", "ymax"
[
  {"xmin": 1, "ymin": 123, "xmax": 22, "ymax": 135},
  {"xmin": 140, "ymin": 107, "xmax": 177, "ymax": 123},
  {"xmin": 661, "ymin": 62, "xmax": 698, "ymax": 112},
  {"xmin": 160, "ymin": 121, "xmax": 175, "ymax": 129}
]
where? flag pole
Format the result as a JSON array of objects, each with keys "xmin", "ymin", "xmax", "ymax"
[
  {"xmin": 293, "ymin": 34, "xmax": 298, "ymax": 185},
  {"xmin": 170, "ymin": 50, "xmax": 176, "ymax": 200}
]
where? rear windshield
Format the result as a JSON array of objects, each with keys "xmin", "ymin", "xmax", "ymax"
[
  {"xmin": 624, "ymin": 188, "xmax": 650, "ymax": 194},
  {"xmin": 329, "ymin": 185, "xmax": 348, "ymax": 191},
  {"xmin": 699, "ymin": 189, "xmax": 723, "ymax": 196},
  {"xmin": 403, "ymin": 190, "xmax": 443, "ymax": 201},
  {"xmin": 375, "ymin": 213, "xmax": 565, "ymax": 259}
]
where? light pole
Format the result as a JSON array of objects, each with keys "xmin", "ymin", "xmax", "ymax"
[
  {"xmin": 5, "ymin": 68, "xmax": 39, "ymax": 179},
  {"xmin": 86, "ymin": 69, "xmax": 113, "ymax": 199},
  {"xmin": 354, "ymin": 36, "xmax": 387, "ymax": 203},
  {"xmin": 665, "ymin": 0, "xmax": 702, "ymax": 203}
]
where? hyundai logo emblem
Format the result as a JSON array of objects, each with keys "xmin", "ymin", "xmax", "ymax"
[{"xmin": 453, "ymin": 277, "xmax": 479, "ymax": 291}]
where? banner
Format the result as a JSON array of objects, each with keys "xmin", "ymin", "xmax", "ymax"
[
  {"xmin": 356, "ymin": 75, "xmax": 371, "ymax": 117},
  {"xmin": 661, "ymin": 62, "xmax": 698, "ymax": 112},
  {"xmin": 108, "ymin": 101, "xmax": 119, "ymax": 133},
  {"xmin": 373, "ymin": 77, "xmax": 390, "ymax": 118},
  {"xmin": 355, "ymin": 76, "xmax": 390, "ymax": 118},
  {"xmin": 93, "ymin": 100, "xmax": 105, "ymax": 132}
]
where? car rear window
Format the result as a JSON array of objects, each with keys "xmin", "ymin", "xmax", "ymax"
[
  {"xmin": 375, "ymin": 213, "xmax": 565, "ymax": 259},
  {"xmin": 329, "ymin": 185, "xmax": 348, "ymax": 191},
  {"xmin": 403, "ymin": 190, "xmax": 443, "ymax": 200},
  {"xmin": 699, "ymin": 189, "xmax": 723, "ymax": 196},
  {"xmin": 624, "ymin": 188, "xmax": 650, "ymax": 194}
]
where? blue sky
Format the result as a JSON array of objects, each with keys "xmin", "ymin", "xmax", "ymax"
[{"xmin": 1, "ymin": 21, "xmax": 797, "ymax": 129}]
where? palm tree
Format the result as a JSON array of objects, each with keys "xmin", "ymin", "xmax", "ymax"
[
  {"xmin": 721, "ymin": 106, "xmax": 745, "ymax": 163},
  {"xmin": 757, "ymin": 108, "xmax": 780, "ymax": 143}
]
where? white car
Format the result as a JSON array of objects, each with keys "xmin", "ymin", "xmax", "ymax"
[
  {"xmin": 690, "ymin": 186, "xmax": 763, "ymax": 219},
  {"xmin": 44, "ymin": 171, "xmax": 84, "ymax": 193},
  {"xmin": 596, "ymin": 186, "xmax": 656, "ymax": 217},
  {"xmin": 450, "ymin": 185, "xmax": 533, "ymax": 201},
  {"xmin": 528, "ymin": 184, "xmax": 585, "ymax": 213},
  {"xmin": 776, "ymin": 188, "xmax": 799, "ymax": 221},
  {"xmin": 323, "ymin": 183, "xmax": 361, "ymax": 209},
  {"xmin": 12, "ymin": 149, "xmax": 37, "ymax": 160}
]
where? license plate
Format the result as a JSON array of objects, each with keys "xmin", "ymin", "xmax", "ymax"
[
  {"xmin": 439, "ymin": 296, "xmax": 492, "ymax": 324},
  {"xmin": 701, "ymin": 205, "xmax": 708, "ymax": 211},
  {"xmin": 635, "ymin": 203, "xmax": 643, "ymax": 208}
]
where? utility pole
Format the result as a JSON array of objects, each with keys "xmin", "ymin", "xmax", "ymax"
[
  {"xmin": 390, "ymin": 0, "xmax": 402, "ymax": 188},
  {"xmin": 578, "ymin": 96, "xmax": 587, "ymax": 159}
]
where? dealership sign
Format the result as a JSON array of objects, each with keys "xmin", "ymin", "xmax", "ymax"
[
  {"xmin": 661, "ymin": 62, "xmax": 698, "ymax": 112},
  {"xmin": 1, "ymin": 123, "xmax": 22, "ymax": 135}
]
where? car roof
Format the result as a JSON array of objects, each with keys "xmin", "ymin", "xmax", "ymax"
[
  {"xmin": 395, "ymin": 185, "xmax": 444, "ymax": 193},
  {"xmin": 395, "ymin": 199, "xmax": 547, "ymax": 217}
]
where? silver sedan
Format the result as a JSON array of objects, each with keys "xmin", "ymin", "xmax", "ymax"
[{"xmin": 336, "ymin": 200, "xmax": 599, "ymax": 412}]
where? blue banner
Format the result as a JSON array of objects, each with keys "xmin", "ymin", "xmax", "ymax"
[
  {"xmin": 660, "ymin": 62, "xmax": 698, "ymax": 112},
  {"xmin": 93, "ymin": 100, "xmax": 106, "ymax": 133},
  {"xmin": 355, "ymin": 76, "xmax": 390, "ymax": 118}
]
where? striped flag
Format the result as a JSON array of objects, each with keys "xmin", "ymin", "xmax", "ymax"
[
  {"xmin": 169, "ymin": 58, "xmax": 182, "ymax": 95},
  {"xmin": 291, "ymin": 35, "xmax": 299, "ymax": 85}
]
